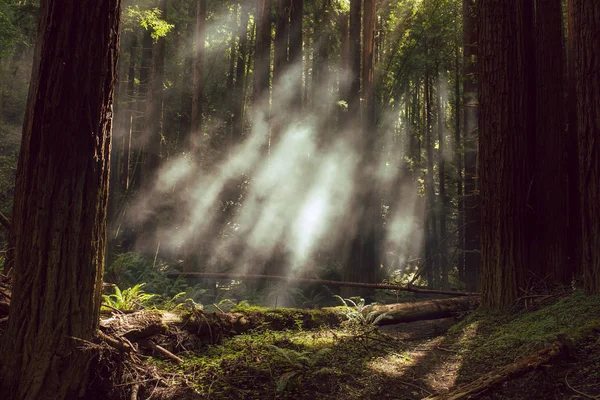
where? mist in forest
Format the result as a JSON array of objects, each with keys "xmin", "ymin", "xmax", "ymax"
[{"xmin": 126, "ymin": 61, "xmax": 423, "ymax": 277}]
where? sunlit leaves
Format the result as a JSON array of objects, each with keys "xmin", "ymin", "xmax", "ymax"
[{"xmin": 123, "ymin": 5, "xmax": 174, "ymax": 41}]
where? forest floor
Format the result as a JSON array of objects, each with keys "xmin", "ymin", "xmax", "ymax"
[
  {"xmin": 85, "ymin": 290, "xmax": 600, "ymax": 400},
  {"xmin": 1, "ymin": 285, "xmax": 599, "ymax": 399}
]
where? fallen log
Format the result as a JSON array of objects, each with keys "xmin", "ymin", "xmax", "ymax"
[
  {"xmin": 168, "ymin": 272, "xmax": 480, "ymax": 297},
  {"xmin": 367, "ymin": 297, "xmax": 480, "ymax": 326},
  {"xmin": 424, "ymin": 341, "xmax": 567, "ymax": 400}
]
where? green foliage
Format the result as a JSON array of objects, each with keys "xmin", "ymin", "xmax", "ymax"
[
  {"xmin": 269, "ymin": 345, "xmax": 332, "ymax": 393},
  {"xmin": 122, "ymin": 5, "xmax": 174, "ymax": 40},
  {"xmin": 334, "ymin": 295, "xmax": 388, "ymax": 328},
  {"xmin": 102, "ymin": 283, "xmax": 156, "ymax": 311}
]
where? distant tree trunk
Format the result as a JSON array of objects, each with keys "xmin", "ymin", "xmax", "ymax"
[
  {"xmin": 232, "ymin": 2, "xmax": 250, "ymax": 143},
  {"xmin": 362, "ymin": 0, "xmax": 376, "ymax": 131},
  {"xmin": 254, "ymin": 0, "xmax": 271, "ymax": 105},
  {"xmin": 573, "ymin": 0, "xmax": 600, "ymax": 294},
  {"xmin": 289, "ymin": 0, "xmax": 303, "ymax": 109},
  {"xmin": 437, "ymin": 71, "xmax": 448, "ymax": 289},
  {"xmin": 534, "ymin": 0, "xmax": 569, "ymax": 283},
  {"xmin": 0, "ymin": 0, "xmax": 120, "ymax": 398},
  {"xmin": 462, "ymin": 0, "xmax": 480, "ymax": 292},
  {"xmin": 479, "ymin": 1, "xmax": 533, "ymax": 308},
  {"xmin": 348, "ymin": 0, "xmax": 361, "ymax": 121},
  {"xmin": 566, "ymin": 0, "xmax": 582, "ymax": 278},
  {"xmin": 180, "ymin": 0, "xmax": 197, "ymax": 149},
  {"xmin": 455, "ymin": 43, "xmax": 464, "ymax": 283},
  {"xmin": 425, "ymin": 68, "xmax": 439, "ymax": 289},
  {"xmin": 273, "ymin": 0, "xmax": 290, "ymax": 84},
  {"xmin": 337, "ymin": 11, "xmax": 349, "ymax": 130},
  {"xmin": 144, "ymin": 0, "xmax": 167, "ymax": 185},
  {"xmin": 190, "ymin": 0, "xmax": 206, "ymax": 152}
]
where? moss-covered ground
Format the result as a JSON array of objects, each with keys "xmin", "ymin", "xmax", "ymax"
[{"xmin": 139, "ymin": 291, "xmax": 600, "ymax": 399}]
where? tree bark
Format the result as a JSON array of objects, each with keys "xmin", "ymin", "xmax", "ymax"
[
  {"xmin": 534, "ymin": 0, "xmax": 569, "ymax": 284},
  {"xmin": 573, "ymin": 0, "xmax": 600, "ymax": 294},
  {"xmin": 232, "ymin": 2, "xmax": 250, "ymax": 143},
  {"xmin": 437, "ymin": 70, "xmax": 448, "ymax": 289},
  {"xmin": 479, "ymin": 1, "xmax": 533, "ymax": 308},
  {"xmin": 0, "ymin": 0, "xmax": 120, "ymax": 398},
  {"xmin": 254, "ymin": 0, "xmax": 271, "ymax": 105},
  {"xmin": 565, "ymin": 0, "xmax": 582, "ymax": 278}
]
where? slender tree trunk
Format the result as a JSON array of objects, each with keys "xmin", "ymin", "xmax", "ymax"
[
  {"xmin": 273, "ymin": 0, "xmax": 290, "ymax": 85},
  {"xmin": 289, "ymin": 0, "xmax": 303, "ymax": 109},
  {"xmin": 337, "ymin": 12, "xmax": 349, "ymax": 130},
  {"xmin": 573, "ymin": 0, "xmax": 600, "ymax": 294},
  {"xmin": 425, "ymin": 68, "xmax": 439, "ymax": 289},
  {"xmin": 348, "ymin": 0, "xmax": 361, "ymax": 121},
  {"xmin": 190, "ymin": 0, "xmax": 206, "ymax": 152},
  {"xmin": 455, "ymin": 42, "xmax": 464, "ymax": 283},
  {"xmin": 180, "ymin": 0, "xmax": 196, "ymax": 149},
  {"xmin": 437, "ymin": 71, "xmax": 448, "ymax": 289},
  {"xmin": 534, "ymin": 0, "xmax": 569, "ymax": 283},
  {"xmin": 479, "ymin": 1, "xmax": 533, "ymax": 308},
  {"xmin": 462, "ymin": 0, "xmax": 480, "ymax": 292},
  {"xmin": 232, "ymin": 2, "xmax": 250, "ymax": 143},
  {"xmin": 0, "ymin": 0, "xmax": 120, "ymax": 398},
  {"xmin": 254, "ymin": 0, "xmax": 272, "ymax": 105}
]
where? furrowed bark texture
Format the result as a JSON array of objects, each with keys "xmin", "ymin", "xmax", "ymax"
[
  {"xmin": 479, "ymin": 1, "xmax": 531, "ymax": 308},
  {"xmin": 573, "ymin": 1, "xmax": 600, "ymax": 294},
  {"xmin": 0, "ymin": 1, "xmax": 121, "ymax": 399}
]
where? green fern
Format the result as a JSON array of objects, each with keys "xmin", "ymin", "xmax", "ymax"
[{"xmin": 102, "ymin": 283, "xmax": 156, "ymax": 311}]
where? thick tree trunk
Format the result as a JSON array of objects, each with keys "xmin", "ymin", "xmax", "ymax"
[
  {"xmin": 565, "ymin": 0, "xmax": 582, "ymax": 277},
  {"xmin": 454, "ymin": 44, "xmax": 464, "ymax": 283},
  {"xmin": 425, "ymin": 69, "xmax": 439, "ymax": 289},
  {"xmin": 534, "ymin": 0, "xmax": 569, "ymax": 284},
  {"xmin": 0, "ymin": 0, "xmax": 120, "ymax": 398},
  {"xmin": 273, "ymin": 0, "xmax": 290, "ymax": 85},
  {"xmin": 348, "ymin": 0, "xmax": 361, "ymax": 120},
  {"xmin": 479, "ymin": 2, "xmax": 533, "ymax": 308},
  {"xmin": 462, "ymin": 0, "xmax": 479, "ymax": 292},
  {"xmin": 573, "ymin": 1, "xmax": 600, "ymax": 294}
]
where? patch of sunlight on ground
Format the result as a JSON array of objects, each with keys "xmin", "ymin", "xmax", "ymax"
[{"xmin": 368, "ymin": 337, "xmax": 445, "ymax": 376}]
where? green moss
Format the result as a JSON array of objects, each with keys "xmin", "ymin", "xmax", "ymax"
[{"xmin": 451, "ymin": 291, "xmax": 600, "ymax": 374}]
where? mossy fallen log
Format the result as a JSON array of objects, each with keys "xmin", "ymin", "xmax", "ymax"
[{"xmin": 367, "ymin": 296, "xmax": 480, "ymax": 326}]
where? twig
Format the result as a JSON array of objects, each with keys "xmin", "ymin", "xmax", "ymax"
[
  {"xmin": 141, "ymin": 339, "xmax": 183, "ymax": 364},
  {"xmin": 397, "ymin": 378, "xmax": 432, "ymax": 396},
  {"xmin": 213, "ymin": 303, "xmax": 226, "ymax": 314},
  {"xmin": 565, "ymin": 370, "xmax": 599, "ymax": 400},
  {"xmin": 97, "ymin": 329, "xmax": 135, "ymax": 353},
  {"xmin": 130, "ymin": 383, "xmax": 140, "ymax": 400}
]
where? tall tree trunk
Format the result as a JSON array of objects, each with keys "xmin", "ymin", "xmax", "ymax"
[
  {"xmin": 254, "ymin": 0, "xmax": 272, "ymax": 105},
  {"xmin": 0, "ymin": 0, "xmax": 120, "ymax": 398},
  {"xmin": 566, "ymin": 0, "xmax": 582, "ymax": 278},
  {"xmin": 232, "ymin": 2, "xmax": 250, "ymax": 143},
  {"xmin": 455, "ymin": 42, "xmax": 464, "ymax": 283},
  {"xmin": 479, "ymin": 1, "xmax": 533, "ymax": 308},
  {"xmin": 191, "ymin": 0, "xmax": 206, "ymax": 152},
  {"xmin": 573, "ymin": 0, "xmax": 600, "ymax": 294},
  {"xmin": 437, "ymin": 71, "xmax": 448, "ymax": 289},
  {"xmin": 180, "ymin": 0, "xmax": 197, "ymax": 149},
  {"xmin": 337, "ymin": 11, "xmax": 349, "ymax": 130},
  {"xmin": 273, "ymin": 0, "xmax": 290, "ymax": 85},
  {"xmin": 425, "ymin": 67, "xmax": 439, "ymax": 289},
  {"xmin": 144, "ymin": 0, "xmax": 168, "ymax": 185},
  {"xmin": 534, "ymin": 0, "xmax": 568, "ymax": 283},
  {"xmin": 348, "ymin": 0, "xmax": 361, "ymax": 121},
  {"xmin": 289, "ymin": 0, "xmax": 303, "ymax": 109},
  {"xmin": 462, "ymin": 0, "xmax": 480, "ymax": 292}
]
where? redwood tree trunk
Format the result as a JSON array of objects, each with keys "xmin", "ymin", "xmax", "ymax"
[
  {"xmin": 479, "ymin": 1, "xmax": 532, "ymax": 308},
  {"xmin": 289, "ymin": 0, "xmax": 303, "ymax": 109},
  {"xmin": 573, "ymin": 0, "xmax": 600, "ymax": 294},
  {"xmin": 534, "ymin": 0, "xmax": 568, "ymax": 283},
  {"xmin": 0, "ymin": 0, "xmax": 120, "ymax": 398},
  {"xmin": 191, "ymin": 0, "xmax": 206, "ymax": 152},
  {"xmin": 254, "ymin": 0, "xmax": 272, "ymax": 104}
]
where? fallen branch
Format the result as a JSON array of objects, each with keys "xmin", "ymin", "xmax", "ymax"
[
  {"xmin": 168, "ymin": 272, "xmax": 479, "ymax": 297},
  {"xmin": 425, "ymin": 341, "xmax": 567, "ymax": 400},
  {"xmin": 0, "ymin": 211, "xmax": 10, "ymax": 232},
  {"xmin": 140, "ymin": 339, "xmax": 183, "ymax": 364}
]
